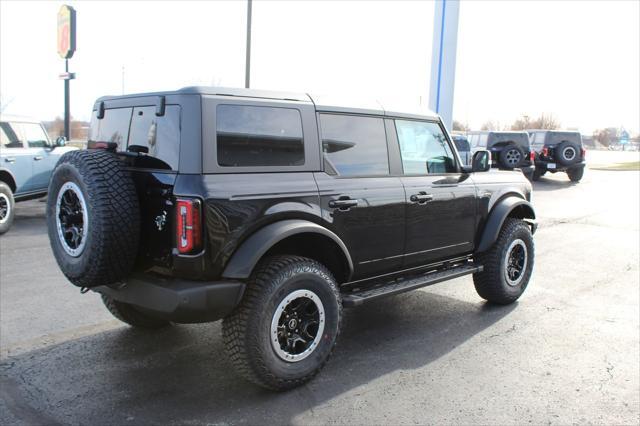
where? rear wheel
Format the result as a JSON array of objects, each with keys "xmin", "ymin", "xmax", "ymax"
[
  {"xmin": 0, "ymin": 182, "xmax": 15, "ymax": 235},
  {"xmin": 222, "ymin": 255, "xmax": 342, "ymax": 391},
  {"xmin": 567, "ymin": 167, "xmax": 584, "ymax": 182},
  {"xmin": 102, "ymin": 295, "xmax": 170, "ymax": 329},
  {"xmin": 474, "ymin": 219, "xmax": 534, "ymax": 304}
]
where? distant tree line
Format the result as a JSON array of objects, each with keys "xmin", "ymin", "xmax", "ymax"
[{"xmin": 43, "ymin": 117, "xmax": 90, "ymax": 141}]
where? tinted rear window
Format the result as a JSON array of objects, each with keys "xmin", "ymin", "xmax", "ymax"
[
  {"xmin": 89, "ymin": 107, "xmax": 132, "ymax": 149},
  {"xmin": 128, "ymin": 105, "xmax": 181, "ymax": 170},
  {"xmin": 216, "ymin": 104, "xmax": 304, "ymax": 167},
  {"xmin": 488, "ymin": 133, "xmax": 530, "ymax": 148}
]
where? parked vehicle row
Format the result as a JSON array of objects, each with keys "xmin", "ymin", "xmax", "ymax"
[
  {"xmin": 0, "ymin": 115, "xmax": 76, "ymax": 234},
  {"xmin": 455, "ymin": 129, "xmax": 586, "ymax": 183}
]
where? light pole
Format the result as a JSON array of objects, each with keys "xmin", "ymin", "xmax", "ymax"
[{"xmin": 245, "ymin": 0, "xmax": 252, "ymax": 88}]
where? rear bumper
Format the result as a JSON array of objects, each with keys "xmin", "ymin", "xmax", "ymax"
[
  {"xmin": 535, "ymin": 160, "xmax": 585, "ymax": 172},
  {"xmin": 94, "ymin": 275, "xmax": 245, "ymax": 324}
]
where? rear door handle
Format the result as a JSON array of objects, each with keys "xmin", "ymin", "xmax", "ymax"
[
  {"xmin": 4, "ymin": 157, "xmax": 15, "ymax": 163},
  {"xmin": 410, "ymin": 192, "xmax": 434, "ymax": 204},
  {"xmin": 329, "ymin": 198, "xmax": 359, "ymax": 211},
  {"xmin": 34, "ymin": 156, "xmax": 44, "ymax": 161}
]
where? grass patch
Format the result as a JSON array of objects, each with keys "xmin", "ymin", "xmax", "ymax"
[{"xmin": 590, "ymin": 161, "xmax": 640, "ymax": 171}]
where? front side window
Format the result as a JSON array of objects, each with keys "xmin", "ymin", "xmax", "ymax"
[
  {"xmin": 20, "ymin": 123, "xmax": 50, "ymax": 148},
  {"xmin": 320, "ymin": 114, "xmax": 388, "ymax": 176},
  {"xmin": 216, "ymin": 104, "xmax": 304, "ymax": 167},
  {"xmin": 396, "ymin": 120, "xmax": 457, "ymax": 174}
]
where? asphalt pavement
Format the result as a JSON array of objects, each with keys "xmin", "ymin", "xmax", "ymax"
[{"xmin": 1, "ymin": 165, "xmax": 639, "ymax": 425}]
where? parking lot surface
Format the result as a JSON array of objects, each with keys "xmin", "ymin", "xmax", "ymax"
[{"xmin": 1, "ymin": 165, "xmax": 639, "ymax": 425}]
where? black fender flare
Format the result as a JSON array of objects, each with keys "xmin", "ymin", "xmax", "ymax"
[
  {"xmin": 476, "ymin": 197, "xmax": 536, "ymax": 253},
  {"xmin": 0, "ymin": 168, "xmax": 17, "ymax": 192},
  {"xmin": 222, "ymin": 219, "xmax": 354, "ymax": 280}
]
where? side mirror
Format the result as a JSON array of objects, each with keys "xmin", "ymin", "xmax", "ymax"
[
  {"xmin": 462, "ymin": 150, "xmax": 491, "ymax": 173},
  {"xmin": 471, "ymin": 150, "xmax": 491, "ymax": 172},
  {"xmin": 55, "ymin": 136, "xmax": 67, "ymax": 147}
]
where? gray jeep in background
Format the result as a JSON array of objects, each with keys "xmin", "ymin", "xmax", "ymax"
[
  {"xmin": 467, "ymin": 131, "xmax": 535, "ymax": 180},
  {"xmin": 527, "ymin": 130, "xmax": 586, "ymax": 182}
]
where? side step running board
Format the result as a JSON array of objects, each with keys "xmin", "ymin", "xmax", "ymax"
[{"xmin": 342, "ymin": 264, "xmax": 483, "ymax": 307}]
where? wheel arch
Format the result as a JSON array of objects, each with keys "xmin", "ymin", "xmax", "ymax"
[
  {"xmin": 222, "ymin": 219, "xmax": 354, "ymax": 283},
  {"xmin": 0, "ymin": 169, "xmax": 17, "ymax": 192},
  {"xmin": 476, "ymin": 197, "xmax": 536, "ymax": 253}
]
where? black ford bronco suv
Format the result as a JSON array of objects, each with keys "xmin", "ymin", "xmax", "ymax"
[
  {"xmin": 528, "ymin": 130, "xmax": 586, "ymax": 182},
  {"xmin": 46, "ymin": 87, "xmax": 536, "ymax": 390},
  {"xmin": 467, "ymin": 131, "xmax": 536, "ymax": 180}
]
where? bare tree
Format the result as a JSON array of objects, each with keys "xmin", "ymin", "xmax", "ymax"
[
  {"xmin": 452, "ymin": 120, "xmax": 470, "ymax": 132},
  {"xmin": 480, "ymin": 120, "xmax": 503, "ymax": 131},
  {"xmin": 511, "ymin": 113, "xmax": 560, "ymax": 130}
]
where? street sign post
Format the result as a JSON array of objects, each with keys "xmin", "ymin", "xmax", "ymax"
[{"xmin": 57, "ymin": 5, "xmax": 76, "ymax": 140}]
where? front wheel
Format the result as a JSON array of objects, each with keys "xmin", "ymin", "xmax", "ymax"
[
  {"xmin": 222, "ymin": 255, "xmax": 342, "ymax": 391},
  {"xmin": 473, "ymin": 219, "xmax": 534, "ymax": 304}
]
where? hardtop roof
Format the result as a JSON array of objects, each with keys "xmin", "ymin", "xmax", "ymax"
[{"xmin": 95, "ymin": 86, "xmax": 440, "ymax": 121}]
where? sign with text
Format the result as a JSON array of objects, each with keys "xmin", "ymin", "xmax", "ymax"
[{"xmin": 57, "ymin": 5, "xmax": 76, "ymax": 59}]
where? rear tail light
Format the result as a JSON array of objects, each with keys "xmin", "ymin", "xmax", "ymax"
[
  {"xmin": 530, "ymin": 151, "xmax": 535, "ymax": 162},
  {"xmin": 542, "ymin": 147, "xmax": 549, "ymax": 157},
  {"xmin": 176, "ymin": 198, "xmax": 202, "ymax": 254},
  {"xmin": 581, "ymin": 147, "xmax": 586, "ymax": 158}
]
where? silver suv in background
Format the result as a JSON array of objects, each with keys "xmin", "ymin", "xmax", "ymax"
[{"xmin": 0, "ymin": 115, "xmax": 76, "ymax": 234}]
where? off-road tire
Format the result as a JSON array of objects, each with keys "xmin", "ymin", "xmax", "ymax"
[
  {"xmin": 498, "ymin": 144, "xmax": 526, "ymax": 169},
  {"xmin": 473, "ymin": 218, "xmax": 534, "ymax": 304},
  {"xmin": 532, "ymin": 168, "xmax": 546, "ymax": 181},
  {"xmin": 222, "ymin": 255, "xmax": 342, "ymax": 391},
  {"xmin": 556, "ymin": 141, "xmax": 581, "ymax": 166},
  {"xmin": 0, "ymin": 182, "xmax": 15, "ymax": 235},
  {"xmin": 101, "ymin": 295, "xmax": 170, "ymax": 329},
  {"xmin": 567, "ymin": 166, "xmax": 584, "ymax": 182},
  {"xmin": 46, "ymin": 150, "xmax": 140, "ymax": 288}
]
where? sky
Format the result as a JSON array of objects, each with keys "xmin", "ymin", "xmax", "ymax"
[{"xmin": 0, "ymin": 0, "xmax": 638, "ymax": 135}]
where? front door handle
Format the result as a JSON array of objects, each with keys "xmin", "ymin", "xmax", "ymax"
[
  {"xmin": 329, "ymin": 198, "xmax": 359, "ymax": 211},
  {"xmin": 4, "ymin": 157, "xmax": 16, "ymax": 163},
  {"xmin": 410, "ymin": 192, "xmax": 434, "ymax": 204},
  {"xmin": 33, "ymin": 156, "xmax": 44, "ymax": 161}
]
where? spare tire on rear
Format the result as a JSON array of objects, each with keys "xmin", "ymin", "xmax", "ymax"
[
  {"xmin": 46, "ymin": 150, "xmax": 140, "ymax": 288},
  {"xmin": 556, "ymin": 141, "xmax": 580, "ymax": 166},
  {"xmin": 498, "ymin": 144, "xmax": 526, "ymax": 169}
]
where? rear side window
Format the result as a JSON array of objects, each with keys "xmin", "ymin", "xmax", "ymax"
[
  {"xmin": 216, "ymin": 105, "xmax": 304, "ymax": 167},
  {"xmin": 320, "ymin": 114, "xmax": 388, "ymax": 176}
]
